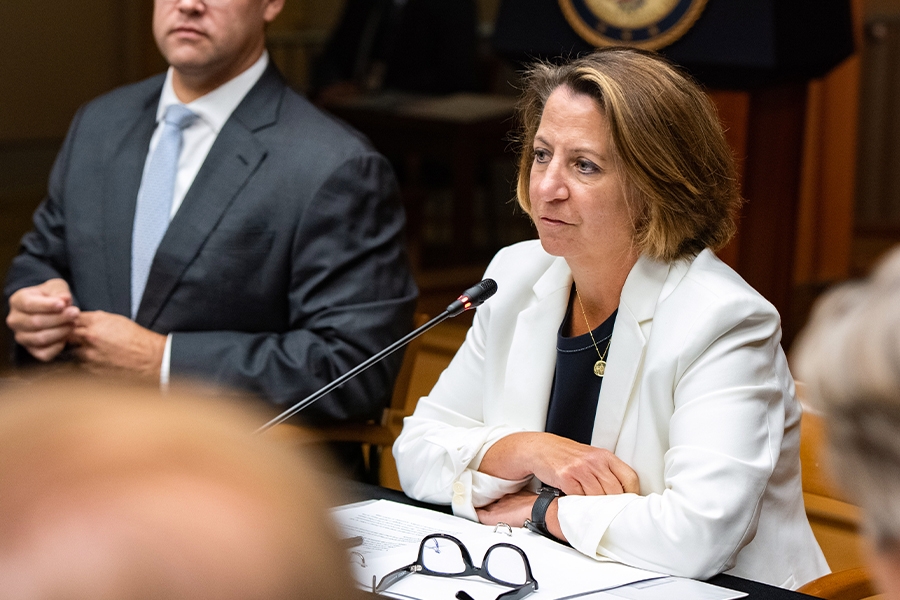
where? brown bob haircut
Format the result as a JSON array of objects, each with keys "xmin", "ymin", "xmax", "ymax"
[{"xmin": 515, "ymin": 47, "xmax": 742, "ymax": 262}]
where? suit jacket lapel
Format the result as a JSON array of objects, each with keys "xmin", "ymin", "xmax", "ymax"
[
  {"xmin": 499, "ymin": 257, "xmax": 572, "ymax": 431},
  {"xmin": 103, "ymin": 91, "xmax": 160, "ymax": 317},
  {"xmin": 591, "ymin": 255, "xmax": 671, "ymax": 450},
  {"xmin": 135, "ymin": 65, "xmax": 284, "ymax": 327}
]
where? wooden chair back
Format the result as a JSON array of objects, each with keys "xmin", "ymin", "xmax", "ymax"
[
  {"xmin": 798, "ymin": 382, "xmax": 865, "ymax": 573},
  {"xmin": 800, "ymin": 388, "xmax": 851, "ymax": 503},
  {"xmin": 267, "ymin": 314, "xmax": 445, "ymax": 486},
  {"xmin": 796, "ymin": 567, "xmax": 877, "ymax": 600},
  {"xmin": 377, "ymin": 319, "xmax": 468, "ymax": 488}
]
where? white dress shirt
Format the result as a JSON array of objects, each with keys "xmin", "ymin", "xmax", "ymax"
[{"xmin": 138, "ymin": 52, "xmax": 269, "ymax": 385}]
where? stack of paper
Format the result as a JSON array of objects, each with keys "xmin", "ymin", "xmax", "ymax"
[{"xmin": 331, "ymin": 500, "xmax": 747, "ymax": 600}]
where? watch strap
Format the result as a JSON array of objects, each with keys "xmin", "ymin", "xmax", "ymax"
[
  {"xmin": 531, "ymin": 486, "xmax": 561, "ymax": 527},
  {"xmin": 525, "ymin": 486, "xmax": 568, "ymax": 545}
]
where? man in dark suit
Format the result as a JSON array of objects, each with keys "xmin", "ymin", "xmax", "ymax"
[{"xmin": 4, "ymin": 0, "xmax": 417, "ymax": 424}]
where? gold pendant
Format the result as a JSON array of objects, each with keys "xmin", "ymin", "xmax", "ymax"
[{"xmin": 593, "ymin": 360, "xmax": 606, "ymax": 377}]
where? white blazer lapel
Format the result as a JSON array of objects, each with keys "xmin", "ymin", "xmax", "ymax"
[
  {"xmin": 591, "ymin": 256, "xmax": 671, "ymax": 450},
  {"xmin": 499, "ymin": 257, "xmax": 572, "ymax": 431}
]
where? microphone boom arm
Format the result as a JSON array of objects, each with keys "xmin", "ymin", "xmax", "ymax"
[
  {"xmin": 255, "ymin": 279, "xmax": 497, "ymax": 433},
  {"xmin": 255, "ymin": 311, "xmax": 452, "ymax": 433}
]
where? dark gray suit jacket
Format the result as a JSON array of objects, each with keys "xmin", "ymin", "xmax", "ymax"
[{"xmin": 4, "ymin": 63, "xmax": 418, "ymax": 423}]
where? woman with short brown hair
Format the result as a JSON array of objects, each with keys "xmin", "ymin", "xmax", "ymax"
[
  {"xmin": 515, "ymin": 48, "xmax": 741, "ymax": 262},
  {"xmin": 395, "ymin": 48, "xmax": 827, "ymax": 588}
]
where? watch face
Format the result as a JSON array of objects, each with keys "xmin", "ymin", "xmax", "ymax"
[{"xmin": 559, "ymin": 0, "xmax": 708, "ymax": 50}]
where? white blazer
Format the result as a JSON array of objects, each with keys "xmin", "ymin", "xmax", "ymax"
[{"xmin": 394, "ymin": 241, "xmax": 828, "ymax": 589}]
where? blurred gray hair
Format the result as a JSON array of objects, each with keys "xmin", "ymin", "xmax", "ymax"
[{"xmin": 793, "ymin": 245, "xmax": 900, "ymax": 549}]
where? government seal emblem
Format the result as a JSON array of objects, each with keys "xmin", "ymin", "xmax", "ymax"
[{"xmin": 559, "ymin": 0, "xmax": 708, "ymax": 50}]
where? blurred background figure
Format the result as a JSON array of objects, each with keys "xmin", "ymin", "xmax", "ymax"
[
  {"xmin": 0, "ymin": 376, "xmax": 364, "ymax": 600},
  {"xmin": 793, "ymin": 244, "xmax": 900, "ymax": 599},
  {"xmin": 309, "ymin": 0, "xmax": 481, "ymax": 106}
]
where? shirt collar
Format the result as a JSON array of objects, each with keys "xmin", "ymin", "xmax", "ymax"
[{"xmin": 156, "ymin": 51, "xmax": 269, "ymax": 133}]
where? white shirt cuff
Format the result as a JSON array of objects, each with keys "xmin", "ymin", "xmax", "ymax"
[{"xmin": 160, "ymin": 334, "xmax": 173, "ymax": 389}]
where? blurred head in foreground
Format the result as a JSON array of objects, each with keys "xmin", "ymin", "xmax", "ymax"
[
  {"xmin": 0, "ymin": 376, "xmax": 360, "ymax": 600},
  {"xmin": 793, "ymin": 245, "xmax": 900, "ymax": 597}
]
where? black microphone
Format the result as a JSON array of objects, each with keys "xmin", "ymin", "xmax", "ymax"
[
  {"xmin": 444, "ymin": 278, "xmax": 499, "ymax": 317},
  {"xmin": 255, "ymin": 279, "xmax": 498, "ymax": 433}
]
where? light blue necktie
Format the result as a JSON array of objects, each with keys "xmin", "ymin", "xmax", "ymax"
[{"xmin": 131, "ymin": 104, "xmax": 197, "ymax": 319}]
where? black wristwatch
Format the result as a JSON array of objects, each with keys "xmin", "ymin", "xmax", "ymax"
[{"xmin": 524, "ymin": 485, "xmax": 568, "ymax": 545}]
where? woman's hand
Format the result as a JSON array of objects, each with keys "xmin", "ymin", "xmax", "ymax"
[
  {"xmin": 532, "ymin": 434, "xmax": 639, "ymax": 495},
  {"xmin": 479, "ymin": 432, "xmax": 639, "ymax": 496},
  {"xmin": 476, "ymin": 490, "xmax": 567, "ymax": 542},
  {"xmin": 475, "ymin": 490, "xmax": 537, "ymax": 528}
]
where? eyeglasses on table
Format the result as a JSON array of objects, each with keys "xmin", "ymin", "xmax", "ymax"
[{"xmin": 372, "ymin": 532, "xmax": 538, "ymax": 600}]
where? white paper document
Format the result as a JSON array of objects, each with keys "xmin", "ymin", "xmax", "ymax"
[{"xmin": 332, "ymin": 499, "xmax": 670, "ymax": 599}]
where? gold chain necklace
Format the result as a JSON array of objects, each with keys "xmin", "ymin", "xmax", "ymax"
[{"xmin": 576, "ymin": 290, "xmax": 611, "ymax": 378}]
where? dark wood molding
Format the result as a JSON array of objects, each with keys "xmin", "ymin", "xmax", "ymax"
[{"xmin": 736, "ymin": 82, "xmax": 809, "ymax": 332}]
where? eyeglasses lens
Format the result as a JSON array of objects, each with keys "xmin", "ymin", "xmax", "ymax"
[
  {"xmin": 421, "ymin": 537, "xmax": 467, "ymax": 575},
  {"xmin": 484, "ymin": 546, "xmax": 528, "ymax": 586}
]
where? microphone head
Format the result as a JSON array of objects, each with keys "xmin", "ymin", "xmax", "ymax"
[
  {"xmin": 445, "ymin": 279, "xmax": 498, "ymax": 317},
  {"xmin": 464, "ymin": 279, "xmax": 498, "ymax": 306}
]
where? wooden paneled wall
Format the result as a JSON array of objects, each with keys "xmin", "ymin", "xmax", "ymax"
[
  {"xmin": 795, "ymin": 0, "xmax": 865, "ymax": 284},
  {"xmin": 0, "ymin": 0, "xmax": 156, "ymax": 143},
  {"xmin": 711, "ymin": 82, "xmax": 811, "ymax": 329},
  {"xmin": 705, "ymin": 0, "xmax": 864, "ymax": 348},
  {"xmin": 856, "ymin": 9, "xmax": 900, "ymax": 233}
]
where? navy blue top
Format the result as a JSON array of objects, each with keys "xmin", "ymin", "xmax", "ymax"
[{"xmin": 544, "ymin": 294, "xmax": 617, "ymax": 445}]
